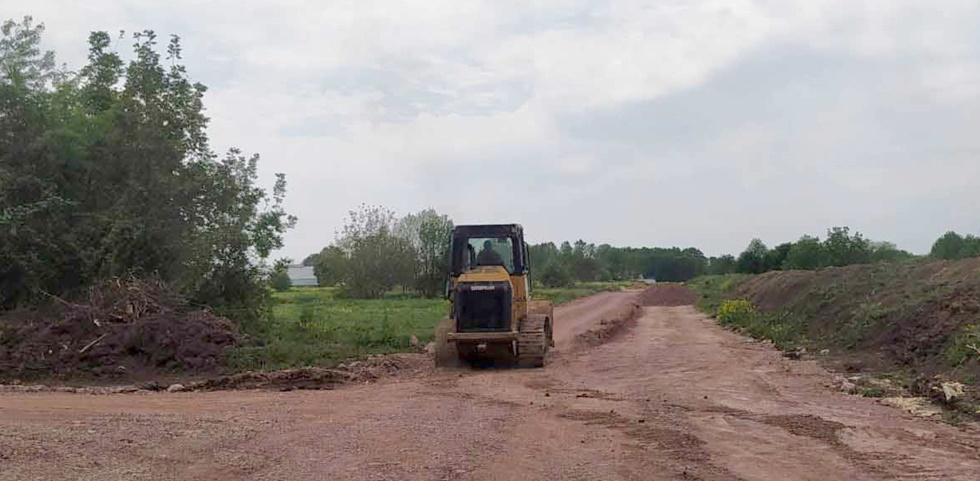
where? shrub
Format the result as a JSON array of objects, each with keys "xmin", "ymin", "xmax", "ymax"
[
  {"xmin": 270, "ymin": 270, "xmax": 293, "ymax": 292},
  {"xmin": 715, "ymin": 299, "xmax": 806, "ymax": 349},
  {"xmin": 717, "ymin": 299, "xmax": 756, "ymax": 326},
  {"xmin": 540, "ymin": 262, "xmax": 574, "ymax": 288},
  {"xmin": 859, "ymin": 387, "xmax": 886, "ymax": 398},
  {"xmin": 0, "ymin": 19, "xmax": 296, "ymax": 317}
]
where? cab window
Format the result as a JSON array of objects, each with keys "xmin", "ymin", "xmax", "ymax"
[{"xmin": 463, "ymin": 237, "xmax": 515, "ymax": 272}]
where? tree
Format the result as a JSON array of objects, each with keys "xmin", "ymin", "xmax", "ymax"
[
  {"xmin": 736, "ymin": 239, "xmax": 769, "ymax": 274},
  {"xmin": 646, "ymin": 248, "xmax": 702, "ymax": 281},
  {"xmin": 930, "ymin": 231, "xmax": 980, "ymax": 260},
  {"xmin": 783, "ymin": 235, "xmax": 827, "ymax": 270},
  {"xmin": 313, "ymin": 245, "xmax": 347, "ymax": 286},
  {"xmin": 528, "ymin": 242, "xmax": 706, "ymax": 283},
  {"xmin": 764, "ymin": 243, "xmax": 793, "ymax": 272},
  {"xmin": 330, "ymin": 204, "xmax": 416, "ymax": 298},
  {"xmin": 869, "ymin": 241, "xmax": 914, "ymax": 263},
  {"xmin": 301, "ymin": 253, "xmax": 319, "ymax": 267},
  {"xmin": 0, "ymin": 19, "xmax": 295, "ymax": 317},
  {"xmin": 823, "ymin": 226, "xmax": 870, "ymax": 267},
  {"xmin": 341, "ymin": 231, "xmax": 416, "ymax": 298},
  {"xmin": 596, "ymin": 244, "xmax": 630, "ymax": 280},
  {"xmin": 310, "ymin": 207, "xmax": 454, "ymax": 297},
  {"xmin": 569, "ymin": 240, "xmax": 601, "ymax": 282},
  {"xmin": 539, "ymin": 262, "xmax": 573, "ymax": 288},
  {"xmin": 681, "ymin": 247, "xmax": 708, "ymax": 277},
  {"xmin": 707, "ymin": 255, "xmax": 736, "ymax": 275},
  {"xmin": 269, "ymin": 259, "xmax": 293, "ymax": 292},
  {"xmin": 961, "ymin": 235, "xmax": 980, "ymax": 258},
  {"xmin": 414, "ymin": 211, "xmax": 453, "ymax": 298},
  {"xmin": 559, "ymin": 241, "xmax": 573, "ymax": 260},
  {"xmin": 529, "ymin": 242, "xmax": 560, "ymax": 272},
  {"xmin": 338, "ymin": 203, "xmax": 397, "ymax": 249},
  {"xmin": 0, "ymin": 17, "xmax": 57, "ymax": 90},
  {"xmin": 931, "ymin": 231, "xmax": 966, "ymax": 260}
]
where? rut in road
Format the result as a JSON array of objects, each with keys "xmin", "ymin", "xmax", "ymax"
[{"xmin": 0, "ymin": 287, "xmax": 977, "ymax": 481}]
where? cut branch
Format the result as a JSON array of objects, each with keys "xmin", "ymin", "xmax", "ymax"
[{"xmin": 79, "ymin": 334, "xmax": 108, "ymax": 354}]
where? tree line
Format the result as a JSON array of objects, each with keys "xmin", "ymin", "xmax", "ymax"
[
  {"xmin": 930, "ymin": 231, "xmax": 980, "ymax": 260},
  {"xmin": 721, "ymin": 226, "xmax": 915, "ymax": 275},
  {"xmin": 527, "ymin": 242, "xmax": 706, "ymax": 286},
  {"xmin": 303, "ymin": 205, "xmax": 711, "ymax": 295},
  {"xmin": 304, "ymin": 214, "xmax": 980, "ymax": 298},
  {"xmin": 714, "ymin": 227, "xmax": 980, "ymax": 276},
  {"xmin": 0, "ymin": 18, "xmax": 294, "ymax": 319}
]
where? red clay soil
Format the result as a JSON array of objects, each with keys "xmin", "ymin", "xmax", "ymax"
[
  {"xmin": 638, "ymin": 283, "xmax": 699, "ymax": 306},
  {"xmin": 2, "ymin": 289, "xmax": 977, "ymax": 481}
]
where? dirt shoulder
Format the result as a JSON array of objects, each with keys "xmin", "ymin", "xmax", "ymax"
[
  {"xmin": 689, "ymin": 260, "xmax": 980, "ymax": 422},
  {"xmin": 1, "ymin": 286, "xmax": 977, "ymax": 481}
]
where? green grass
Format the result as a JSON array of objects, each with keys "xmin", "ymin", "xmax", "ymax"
[
  {"xmin": 686, "ymin": 274, "xmax": 750, "ymax": 314},
  {"xmin": 946, "ymin": 324, "xmax": 980, "ymax": 367},
  {"xmin": 714, "ymin": 299, "xmax": 808, "ymax": 350},
  {"xmin": 859, "ymin": 386, "xmax": 886, "ymax": 398},
  {"xmin": 231, "ymin": 281, "xmax": 628, "ymax": 371},
  {"xmin": 231, "ymin": 287, "xmax": 447, "ymax": 371}
]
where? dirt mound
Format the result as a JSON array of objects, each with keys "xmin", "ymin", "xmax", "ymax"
[
  {"xmin": 0, "ymin": 278, "xmax": 239, "ymax": 381},
  {"xmin": 574, "ymin": 285, "xmax": 695, "ymax": 348},
  {"xmin": 734, "ymin": 269, "xmax": 819, "ymax": 311},
  {"xmin": 0, "ymin": 353, "xmax": 430, "ymax": 393},
  {"xmin": 732, "ymin": 259, "xmax": 980, "ymax": 375},
  {"xmin": 639, "ymin": 284, "xmax": 698, "ymax": 306},
  {"xmin": 576, "ymin": 301, "xmax": 643, "ymax": 348}
]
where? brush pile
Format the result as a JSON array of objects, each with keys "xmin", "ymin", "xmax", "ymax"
[{"xmin": 0, "ymin": 277, "xmax": 239, "ymax": 380}]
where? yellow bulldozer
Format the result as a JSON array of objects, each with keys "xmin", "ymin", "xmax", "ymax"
[{"xmin": 440, "ymin": 224, "xmax": 554, "ymax": 367}]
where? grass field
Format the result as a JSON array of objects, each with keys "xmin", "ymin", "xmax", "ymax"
[{"xmin": 231, "ymin": 281, "xmax": 632, "ymax": 371}]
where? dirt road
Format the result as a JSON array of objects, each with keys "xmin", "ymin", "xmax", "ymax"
[{"xmin": 1, "ymin": 288, "xmax": 977, "ymax": 480}]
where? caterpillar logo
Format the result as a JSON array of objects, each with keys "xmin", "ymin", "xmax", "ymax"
[{"xmin": 470, "ymin": 284, "xmax": 496, "ymax": 291}]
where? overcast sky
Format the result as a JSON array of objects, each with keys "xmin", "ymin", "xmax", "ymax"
[{"xmin": 4, "ymin": 1, "xmax": 979, "ymax": 259}]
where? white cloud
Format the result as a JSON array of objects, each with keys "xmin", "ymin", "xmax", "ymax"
[{"xmin": 3, "ymin": 0, "xmax": 979, "ymax": 258}]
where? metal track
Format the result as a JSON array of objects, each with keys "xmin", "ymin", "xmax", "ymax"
[{"xmin": 517, "ymin": 314, "xmax": 548, "ymax": 368}]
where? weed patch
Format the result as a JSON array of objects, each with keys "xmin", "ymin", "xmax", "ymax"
[
  {"xmin": 859, "ymin": 386, "xmax": 886, "ymax": 398},
  {"xmin": 946, "ymin": 324, "xmax": 980, "ymax": 367},
  {"xmin": 715, "ymin": 300, "xmax": 806, "ymax": 350},
  {"xmin": 687, "ymin": 275, "xmax": 749, "ymax": 314}
]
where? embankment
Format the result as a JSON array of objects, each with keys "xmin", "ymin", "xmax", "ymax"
[{"xmin": 689, "ymin": 259, "xmax": 980, "ymax": 420}]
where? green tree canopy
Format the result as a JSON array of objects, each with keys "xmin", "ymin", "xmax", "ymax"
[
  {"xmin": 783, "ymin": 235, "xmax": 827, "ymax": 270},
  {"xmin": 0, "ymin": 17, "xmax": 295, "ymax": 317},
  {"xmin": 736, "ymin": 239, "xmax": 769, "ymax": 274},
  {"xmin": 823, "ymin": 227, "xmax": 871, "ymax": 267}
]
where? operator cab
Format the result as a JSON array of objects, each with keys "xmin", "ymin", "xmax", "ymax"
[
  {"xmin": 447, "ymin": 224, "xmax": 529, "ymax": 333},
  {"xmin": 449, "ymin": 224, "xmax": 528, "ymax": 277}
]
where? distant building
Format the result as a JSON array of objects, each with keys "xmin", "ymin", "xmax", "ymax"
[{"xmin": 287, "ymin": 266, "xmax": 318, "ymax": 286}]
